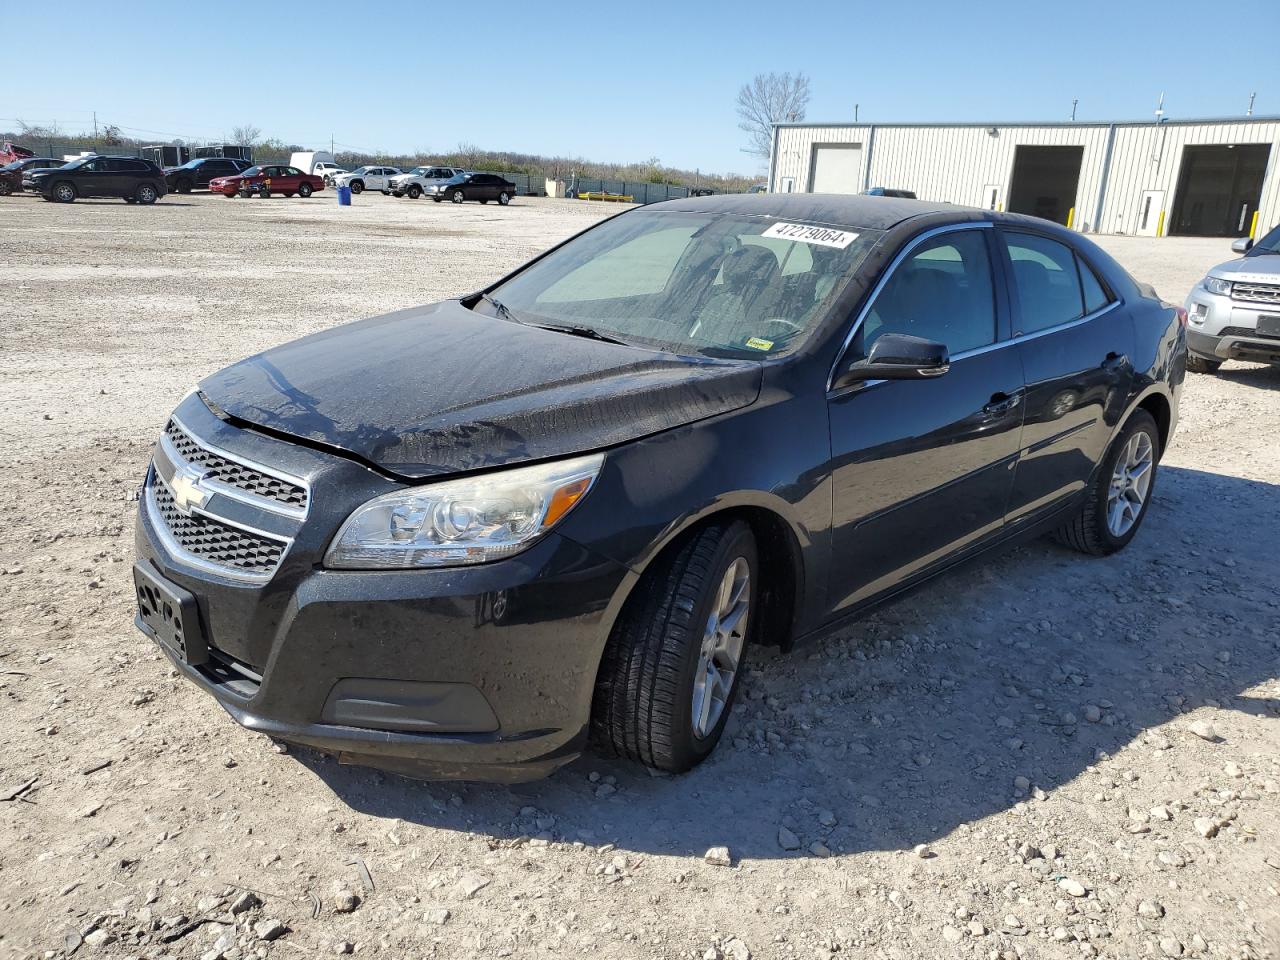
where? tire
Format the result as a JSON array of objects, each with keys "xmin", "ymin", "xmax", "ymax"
[
  {"xmin": 284, "ymin": 192, "xmax": 295, "ymax": 198},
  {"xmin": 136, "ymin": 184, "xmax": 158, "ymax": 205},
  {"xmin": 349, "ymin": 180, "xmax": 364, "ymax": 194},
  {"xmin": 259, "ymin": 187, "xmax": 271, "ymax": 199},
  {"xmin": 498, "ymin": 191, "xmax": 510, "ymax": 205},
  {"xmin": 1052, "ymin": 409, "xmax": 1159, "ymax": 556},
  {"xmin": 1186, "ymin": 354, "xmax": 1222, "ymax": 374},
  {"xmin": 451, "ymin": 190, "xmax": 464, "ymax": 203},
  {"xmin": 176, "ymin": 179, "xmax": 193, "ymax": 194},
  {"xmin": 432, "ymin": 197, "xmax": 442, "ymax": 202},
  {"xmin": 407, "ymin": 184, "xmax": 422, "ymax": 199},
  {"xmin": 0, "ymin": 180, "xmax": 13, "ymax": 196},
  {"xmin": 52, "ymin": 181, "xmax": 77, "ymax": 203},
  {"xmin": 590, "ymin": 520, "xmax": 758, "ymax": 773},
  {"xmin": 298, "ymin": 183, "xmax": 312, "ymax": 198},
  {"xmin": 225, "ymin": 192, "xmax": 237, "ymax": 199}
]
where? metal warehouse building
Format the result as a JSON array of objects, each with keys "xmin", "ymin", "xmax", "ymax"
[{"xmin": 768, "ymin": 117, "xmax": 1280, "ymax": 239}]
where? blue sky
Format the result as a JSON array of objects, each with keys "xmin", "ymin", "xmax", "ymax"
[{"xmin": 7, "ymin": 0, "xmax": 1277, "ymax": 175}]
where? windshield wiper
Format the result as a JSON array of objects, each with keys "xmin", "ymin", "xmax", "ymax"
[
  {"xmin": 527, "ymin": 322, "xmax": 631, "ymax": 346},
  {"xmin": 479, "ymin": 292, "xmax": 514, "ymax": 321}
]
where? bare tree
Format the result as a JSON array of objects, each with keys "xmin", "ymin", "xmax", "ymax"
[
  {"xmin": 230, "ymin": 124, "xmax": 261, "ymax": 147},
  {"xmin": 736, "ymin": 72, "xmax": 811, "ymax": 159},
  {"xmin": 456, "ymin": 141, "xmax": 484, "ymax": 168}
]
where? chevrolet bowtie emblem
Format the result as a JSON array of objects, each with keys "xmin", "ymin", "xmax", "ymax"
[{"xmin": 170, "ymin": 465, "xmax": 210, "ymax": 515}]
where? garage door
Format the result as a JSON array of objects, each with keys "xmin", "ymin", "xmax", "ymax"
[{"xmin": 810, "ymin": 144, "xmax": 862, "ymax": 194}]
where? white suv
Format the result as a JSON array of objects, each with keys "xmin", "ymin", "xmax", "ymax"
[
  {"xmin": 333, "ymin": 166, "xmax": 402, "ymax": 194},
  {"xmin": 389, "ymin": 166, "xmax": 466, "ymax": 199},
  {"xmin": 1184, "ymin": 223, "xmax": 1280, "ymax": 372}
]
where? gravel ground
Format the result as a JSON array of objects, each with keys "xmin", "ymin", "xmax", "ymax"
[{"xmin": 1, "ymin": 192, "xmax": 1277, "ymax": 960}]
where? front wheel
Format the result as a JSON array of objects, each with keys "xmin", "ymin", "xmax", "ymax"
[
  {"xmin": 591, "ymin": 520, "xmax": 757, "ymax": 773},
  {"xmin": 1053, "ymin": 409, "xmax": 1159, "ymax": 556},
  {"xmin": 349, "ymin": 180, "xmax": 364, "ymax": 194},
  {"xmin": 1186, "ymin": 354, "xmax": 1222, "ymax": 374},
  {"xmin": 0, "ymin": 180, "xmax": 15, "ymax": 196},
  {"xmin": 451, "ymin": 190, "xmax": 464, "ymax": 204},
  {"xmin": 407, "ymin": 185, "xmax": 422, "ymax": 199},
  {"xmin": 52, "ymin": 181, "xmax": 77, "ymax": 203},
  {"xmin": 298, "ymin": 183, "xmax": 313, "ymax": 198},
  {"xmin": 498, "ymin": 191, "xmax": 510, "ymax": 205}
]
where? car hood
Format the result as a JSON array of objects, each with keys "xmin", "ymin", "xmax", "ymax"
[
  {"xmin": 1210, "ymin": 256, "xmax": 1280, "ymax": 282},
  {"xmin": 198, "ymin": 300, "xmax": 762, "ymax": 479}
]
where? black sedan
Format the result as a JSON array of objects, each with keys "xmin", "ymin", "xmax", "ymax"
[
  {"xmin": 0, "ymin": 156, "xmax": 63, "ymax": 195},
  {"xmin": 165, "ymin": 157, "xmax": 253, "ymax": 193},
  {"xmin": 426, "ymin": 172, "xmax": 516, "ymax": 204},
  {"xmin": 133, "ymin": 195, "xmax": 1184, "ymax": 782}
]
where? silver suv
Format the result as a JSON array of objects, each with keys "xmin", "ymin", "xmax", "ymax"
[{"xmin": 1184, "ymin": 224, "xmax": 1280, "ymax": 372}]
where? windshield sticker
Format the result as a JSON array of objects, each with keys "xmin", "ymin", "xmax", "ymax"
[
  {"xmin": 745, "ymin": 337, "xmax": 774, "ymax": 351},
  {"xmin": 761, "ymin": 222, "xmax": 859, "ymax": 249}
]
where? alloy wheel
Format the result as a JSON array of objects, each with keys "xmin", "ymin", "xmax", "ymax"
[
  {"xmin": 1107, "ymin": 431, "xmax": 1154, "ymax": 537},
  {"xmin": 691, "ymin": 556, "xmax": 750, "ymax": 738},
  {"xmin": 55, "ymin": 183, "xmax": 75, "ymax": 202}
]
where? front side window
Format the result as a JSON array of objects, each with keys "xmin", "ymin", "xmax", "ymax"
[
  {"xmin": 858, "ymin": 230, "xmax": 996, "ymax": 358},
  {"xmin": 489, "ymin": 210, "xmax": 880, "ymax": 358},
  {"xmin": 1005, "ymin": 232, "xmax": 1090, "ymax": 334}
]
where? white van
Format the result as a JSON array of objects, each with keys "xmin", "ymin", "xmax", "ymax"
[{"xmin": 289, "ymin": 150, "xmax": 337, "ymax": 175}]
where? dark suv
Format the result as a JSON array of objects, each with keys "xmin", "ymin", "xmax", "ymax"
[
  {"xmin": 29, "ymin": 155, "xmax": 168, "ymax": 204},
  {"xmin": 0, "ymin": 156, "xmax": 62, "ymax": 195},
  {"xmin": 134, "ymin": 195, "xmax": 1184, "ymax": 783},
  {"xmin": 165, "ymin": 157, "xmax": 253, "ymax": 194}
]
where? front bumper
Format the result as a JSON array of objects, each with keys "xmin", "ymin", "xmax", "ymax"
[
  {"xmin": 1184, "ymin": 286, "xmax": 1280, "ymax": 363},
  {"xmin": 133, "ymin": 395, "xmax": 632, "ymax": 782}
]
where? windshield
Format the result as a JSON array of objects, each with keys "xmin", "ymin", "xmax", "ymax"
[
  {"xmin": 238, "ymin": 166, "xmax": 261, "ymax": 177},
  {"xmin": 1249, "ymin": 224, "xmax": 1280, "ymax": 255},
  {"xmin": 487, "ymin": 210, "xmax": 880, "ymax": 358},
  {"xmin": 349, "ymin": 166, "xmax": 370, "ymax": 176},
  {"xmin": 61, "ymin": 156, "xmax": 92, "ymax": 170}
]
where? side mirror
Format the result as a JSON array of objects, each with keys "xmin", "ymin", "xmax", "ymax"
[
  {"xmin": 834, "ymin": 333, "xmax": 951, "ymax": 389},
  {"xmin": 1231, "ymin": 237, "xmax": 1254, "ymax": 254}
]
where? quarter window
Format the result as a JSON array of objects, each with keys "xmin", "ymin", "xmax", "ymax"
[
  {"xmin": 1077, "ymin": 256, "xmax": 1111, "ymax": 314},
  {"xmin": 1004, "ymin": 233, "xmax": 1090, "ymax": 334},
  {"xmin": 859, "ymin": 230, "xmax": 997, "ymax": 357}
]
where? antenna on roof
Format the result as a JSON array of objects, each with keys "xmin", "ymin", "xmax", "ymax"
[
  {"xmin": 1154, "ymin": 92, "xmax": 1166, "ymax": 123},
  {"xmin": 1071, "ymin": 99, "xmax": 1078, "ymax": 122},
  {"xmin": 1247, "ymin": 92, "xmax": 1256, "ymax": 117}
]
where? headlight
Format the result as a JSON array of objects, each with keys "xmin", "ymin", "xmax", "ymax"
[
  {"xmin": 1203, "ymin": 276, "xmax": 1232, "ymax": 297},
  {"xmin": 324, "ymin": 453, "xmax": 604, "ymax": 569}
]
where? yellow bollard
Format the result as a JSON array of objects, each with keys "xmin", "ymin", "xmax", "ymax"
[
  {"xmin": 1066, "ymin": 207, "xmax": 1075, "ymax": 229},
  {"xmin": 1156, "ymin": 210, "xmax": 1166, "ymax": 237},
  {"xmin": 1251, "ymin": 210, "xmax": 1260, "ymax": 239}
]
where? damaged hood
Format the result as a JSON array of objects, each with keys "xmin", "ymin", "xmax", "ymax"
[{"xmin": 199, "ymin": 300, "xmax": 762, "ymax": 479}]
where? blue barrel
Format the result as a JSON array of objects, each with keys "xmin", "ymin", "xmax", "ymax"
[{"xmin": 337, "ymin": 185, "xmax": 352, "ymax": 206}]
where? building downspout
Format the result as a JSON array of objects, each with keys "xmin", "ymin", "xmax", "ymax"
[
  {"xmin": 1091, "ymin": 123, "xmax": 1117, "ymax": 234},
  {"xmin": 767, "ymin": 124, "xmax": 780, "ymax": 192},
  {"xmin": 862, "ymin": 125, "xmax": 876, "ymax": 192}
]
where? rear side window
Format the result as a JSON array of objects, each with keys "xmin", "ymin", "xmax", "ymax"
[
  {"xmin": 1077, "ymin": 256, "xmax": 1111, "ymax": 314},
  {"xmin": 1004, "ymin": 233, "xmax": 1087, "ymax": 334},
  {"xmin": 860, "ymin": 229, "xmax": 997, "ymax": 357}
]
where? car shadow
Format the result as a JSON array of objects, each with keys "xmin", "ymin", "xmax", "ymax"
[
  {"xmin": 294, "ymin": 465, "xmax": 1279, "ymax": 861},
  {"xmin": 1211, "ymin": 363, "xmax": 1280, "ymax": 391}
]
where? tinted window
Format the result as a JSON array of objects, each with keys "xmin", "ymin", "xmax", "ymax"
[
  {"xmin": 1005, "ymin": 233, "xmax": 1085, "ymax": 333},
  {"xmin": 1077, "ymin": 256, "xmax": 1110, "ymax": 314},
  {"xmin": 285, "ymin": 167, "xmax": 303, "ymax": 176},
  {"xmin": 860, "ymin": 230, "xmax": 997, "ymax": 357}
]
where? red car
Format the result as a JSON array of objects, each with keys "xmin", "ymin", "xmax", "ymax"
[{"xmin": 208, "ymin": 164, "xmax": 324, "ymax": 199}]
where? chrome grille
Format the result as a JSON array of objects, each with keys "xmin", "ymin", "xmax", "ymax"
[
  {"xmin": 151, "ymin": 474, "xmax": 286, "ymax": 577},
  {"xmin": 1230, "ymin": 282, "xmax": 1280, "ymax": 306},
  {"xmin": 164, "ymin": 419, "xmax": 307, "ymax": 510}
]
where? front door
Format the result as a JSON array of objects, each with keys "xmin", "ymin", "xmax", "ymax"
[
  {"xmin": 999, "ymin": 229, "xmax": 1136, "ymax": 523},
  {"xmin": 1137, "ymin": 190, "xmax": 1164, "ymax": 237},
  {"xmin": 826, "ymin": 226, "xmax": 1024, "ymax": 615},
  {"xmin": 78, "ymin": 158, "xmax": 113, "ymax": 197}
]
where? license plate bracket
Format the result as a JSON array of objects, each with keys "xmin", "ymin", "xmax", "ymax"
[
  {"xmin": 133, "ymin": 562, "xmax": 208, "ymax": 666},
  {"xmin": 1256, "ymin": 314, "xmax": 1280, "ymax": 337}
]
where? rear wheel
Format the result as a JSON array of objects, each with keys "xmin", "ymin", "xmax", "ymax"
[
  {"xmin": 298, "ymin": 183, "xmax": 313, "ymax": 198},
  {"xmin": 451, "ymin": 190, "xmax": 464, "ymax": 203},
  {"xmin": 136, "ymin": 184, "xmax": 158, "ymax": 204},
  {"xmin": 1186, "ymin": 354, "xmax": 1222, "ymax": 374},
  {"xmin": 176, "ymin": 178, "xmax": 193, "ymax": 194},
  {"xmin": 52, "ymin": 181, "xmax": 77, "ymax": 203},
  {"xmin": 591, "ymin": 520, "xmax": 757, "ymax": 772},
  {"xmin": 407, "ymin": 184, "xmax": 422, "ymax": 199},
  {"xmin": 349, "ymin": 180, "xmax": 364, "ymax": 194},
  {"xmin": 498, "ymin": 191, "xmax": 510, "ymax": 205},
  {"xmin": 0, "ymin": 179, "xmax": 14, "ymax": 196},
  {"xmin": 1052, "ymin": 409, "xmax": 1159, "ymax": 556},
  {"xmin": 259, "ymin": 186, "xmax": 271, "ymax": 199}
]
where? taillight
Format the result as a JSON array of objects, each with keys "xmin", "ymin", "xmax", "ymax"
[{"xmin": 1174, "ymin": 306, "xmax": 1188, "ymax": 329}]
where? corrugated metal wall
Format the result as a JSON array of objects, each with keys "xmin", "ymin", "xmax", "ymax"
[{"xmin": 770, "ymin": 120, "xmax": 1280, "ymax": 237}]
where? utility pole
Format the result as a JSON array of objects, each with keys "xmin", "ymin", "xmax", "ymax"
[
  {"xmin": 93, "ymin": 111, "xmax": 98, "ymax": 140},
  {"xmin": 854, "ymin": 103, "xmax": 859, "ymax": 123},
  {"xmin": 1247, "ymin": 91, "xmax": 1256, "ymax": 117},
  {"xmin": 1071, "ymin": 99, "xmax": 1078, "ymax": 122},
  {"xmin": 330, "ymin": 133, "xmax": 335, "ymax": 154}
]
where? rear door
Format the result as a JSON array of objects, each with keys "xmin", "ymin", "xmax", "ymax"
[
  {"xmin": 825, "ymin": 225, "xmax": 1025, "ymax": 615},
  {"xmin": 999, "ymin": 229, "xmax": 1134, "ymax": 525}
]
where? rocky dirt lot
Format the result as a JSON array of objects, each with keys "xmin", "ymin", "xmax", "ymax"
[{"xmin": 0, "ymin": 192, "xmax": 1277, "ymax": 960}]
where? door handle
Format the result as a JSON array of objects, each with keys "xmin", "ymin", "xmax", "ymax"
[
  {"xmin": 983, "ymin": 389, "xmax": 1023, "ymax": 417},
  {"xmin": 1101, "ymin": 352, "xmax": 1129, "ymax": 371}
]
